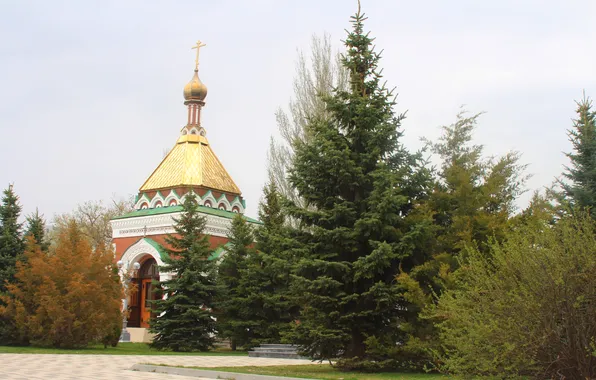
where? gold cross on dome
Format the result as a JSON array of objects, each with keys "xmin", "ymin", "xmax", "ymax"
[{"xmin": 192, "ymin": 40, "xmax": 206, "ymax": 71}]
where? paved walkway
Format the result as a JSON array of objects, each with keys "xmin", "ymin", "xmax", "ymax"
[{"xmin": 0, "ymin": 354, "xmax": 315, "ymax": 380}]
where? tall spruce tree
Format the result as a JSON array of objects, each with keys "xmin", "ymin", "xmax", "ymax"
[
  {"xmin": 561, "ymin": 95, "xmax": 596, "ymax": 215},
  {"xmin": 25, "ymin": 209, "xmax": 49, "ymax": 252},
  {"xmin": 216, "ymin": 214, "xmax": 255, "ymax": 350},
  {"xmin": 0, "ymin": 185, "xmax": 24, "ymax": 293},
  {"xmin": 285, "ymin": 6, "xmax": 432, "ymax": 364},
  {"xmin": 150, "ymin": 193, "xmax": 218, "ymax": 352}
]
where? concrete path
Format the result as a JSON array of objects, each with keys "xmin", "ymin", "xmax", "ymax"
[{"xmin": 0, "ymin": 354, "xmax": 315, "ymax": 380}]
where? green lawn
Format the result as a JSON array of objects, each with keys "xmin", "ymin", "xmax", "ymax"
[
  {"xmin": 188, "ymin": 364, "xmax": 451, "ymax": 380},
  {"xmin": 0, "ymin": 342, "xmax": 247, "ymax": 356}
]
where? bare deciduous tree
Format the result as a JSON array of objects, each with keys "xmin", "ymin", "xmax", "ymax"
[
  {"xmin": 268, "ymin": 33, "xmax": 348, "ymax": 207},
  {"xmin": 50, "ymin": 195, "xmax": 134, "ymax": 250}
]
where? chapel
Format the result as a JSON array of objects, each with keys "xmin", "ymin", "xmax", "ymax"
[{"xmin": 110, "ymin": 41, "xmax": 258, "ymax": 341}]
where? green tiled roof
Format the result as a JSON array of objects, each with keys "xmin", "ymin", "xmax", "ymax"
[
  {"xmin": 112, "ymin": 204, "xmax": 260, "ymax": 224},
  {"xmin": 209, "ymin": 242, "xmax": 232, "ymax": 261},
  {"xmin": 138, "ymin": 238, "xmax": 228, "ymax": 262},
  {"xmin": 143, "ymin": 238, "xmax": 168, "ymax": 261}
]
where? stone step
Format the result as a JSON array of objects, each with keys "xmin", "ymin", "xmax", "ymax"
[
  {"xmin": 247, "ymin": 351, "xmax": 305, "ymax": 359},
  {"xmin": 248, "ymin": 343, "xmax": 306, "ymax": 360},
  {"xmin": 251, "ymin": 347, "xmax": 298, "ymax": 353},
  {"xmin": 259, "ymin": 343, "xmax": 297, "ymax": 348}
]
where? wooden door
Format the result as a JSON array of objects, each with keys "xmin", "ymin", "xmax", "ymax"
[
  {"xmin": 139, "ymin": 279, "xmax": 153, "ymax": 328},
  {"xmin": 127, "ymin": 280, "xmax": 140, "ymax": 327}
]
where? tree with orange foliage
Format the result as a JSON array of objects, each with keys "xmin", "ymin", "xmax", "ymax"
[{"xmin": 1, "ymin": 220, "xmax": 122, "ymax": 348}]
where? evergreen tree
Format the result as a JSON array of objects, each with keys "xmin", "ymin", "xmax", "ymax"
[
  {"xmin": 396, "ymin": 111, "xmax": 528, "ymax": 367},
  {"xmin": 216, "ymin": 214, "xmax": 255, "ymax": 350},
  {"xmin": 246, "ymin": 182, "xmax": 297, "ymax": 344},
  {"xmin": 561, "ymin": 95, "xmax": 596, "ymax": 215},
  {"xmin": 217, "ymin": 184, "xmax": 298, "ymax": 349},
  {"xmin": 285, "ymin": 6, "xmax": 433, "ymax": 365},
  {"xmin": 25, "ymin": 209, "xmax": 49, "ymax": 252},
  {"xmin": 0, "ymin": 185, "xmax": 24, "ymax": 293},
  {"xmin": 150, "ymin": 193, "xmax": 218, "ymax": 352},
  {"xmin": 425, "ymin": 111, "xmax": 526, "ymax": 255},
  {"xmin": 1, "ymin": 222, "xmax": 122, "ymax": 348}
]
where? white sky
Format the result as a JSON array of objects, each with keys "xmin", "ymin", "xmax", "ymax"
[{"xmin": 1, "ymin": 0, "xmax": 595, "ymax": 220}]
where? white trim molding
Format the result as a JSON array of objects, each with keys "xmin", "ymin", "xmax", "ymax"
[
  {"xmin": 119, "ymin": 239, "xmax": 173, "ymax": 281},
  {"xmin": 111, "ymin": 212, "xmax": 232, "ymax": 239}
]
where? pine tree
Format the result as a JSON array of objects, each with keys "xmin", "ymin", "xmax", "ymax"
[
  {"xmin": 285, "ymin": 6, "xmax": 432, "ymax": 364},
  {"xmin": 561, "ymin": 95, "xmax": 596, "ymax": 215},
  {"xmin": 216, "ymin": 214, "xmax": 255, "ymax": 350},
  {"xmin": 25, "ymin": 209, "xmax": 49, "ymax": 252},
  {"xmin": 0, "ymin": 185, "xmax": 24, "ymax": 293},
  {"xmin": 150, "ymin": 193, "xmax": 218, "ymax": 352}
]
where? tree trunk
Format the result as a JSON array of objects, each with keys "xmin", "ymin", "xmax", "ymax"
[{"xmin": 345, "ymin": 331, "xmax": 366, "ymax": 358}]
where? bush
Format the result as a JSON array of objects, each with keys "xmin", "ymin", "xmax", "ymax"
[
  {"xmin": 101, "ymin": 319, "xmax": 122, "ymax": 348},
  {"xmin": 434, "ymin": 214, "xmax": 596, "ymax": 379},
  {"xmin": 333, "ymin": 335, "xmax": 433, "ymax": 373},
  {"xmin": 1, "ymin": 222, "xmax": 123, "ymax": 348}
]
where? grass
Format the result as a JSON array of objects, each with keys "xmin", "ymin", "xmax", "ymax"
[
  {"xmin": 0, "ymin": 342, "xmax": 247, "ymax": 356},
  {"xmin": 183, "ymin": 364, "xmax": 452, "ymax": 380}
]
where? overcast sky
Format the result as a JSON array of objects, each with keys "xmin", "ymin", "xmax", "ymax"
[{"xmin": 1, "ymin": 0, "xmax": 595, "ymax": 221}]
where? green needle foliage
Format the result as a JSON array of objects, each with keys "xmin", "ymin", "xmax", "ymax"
[
  {"xmin": 0, "ymin": 185, "xmax": 25, "ymax": 344},
  {"xmin": 284, "ymin": 6, "xmax": 433, "ymax": 367},
  {"xmin": 217, "ymin": 183, "xmax": 298, "ymax": 349},
  {"xmin": 24, "ymin": 209, "xmax": 49, "ymax": 252},
  {"xmin": 249, "ymin": 183, "xmax": 297, "ymax": 343},
  {"xmin": 561, "ymin": 95, "xmax": 596, "ymax": 216},
  {"xmin": 216, "ymin": 213, "xmax": 256, "ymax": 350},
  {"xmin": 0, "ymin": 185, "xmax": 24, "ymax": 294},
  {"xmin": 150, "ymin": 193, "xmax": 218, "ymax": 352},
  {"xmin": 395, "ymin": 111, "xmax": 528, "ymax": 366}
]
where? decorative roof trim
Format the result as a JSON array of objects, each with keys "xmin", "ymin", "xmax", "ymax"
[{"xmin": 112, "ymin": 204, "xmax": 259, "ymax": 224}]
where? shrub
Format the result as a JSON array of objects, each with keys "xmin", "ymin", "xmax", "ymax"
[
  {"xmin": 1, "ymin": 222, "xmax": 123, "ymax": 348},
  {"xmin": 434, "ymin": 214, "xmax": 596, "ymax": 379}
]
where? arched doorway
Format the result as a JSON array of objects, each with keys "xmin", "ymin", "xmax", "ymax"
[{"xmin": 128, "ymin": 257, "xmax": 160, "ymax": 328}]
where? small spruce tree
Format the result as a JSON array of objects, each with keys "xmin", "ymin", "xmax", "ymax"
[
  {"xmin": 0, "ymin": 185, "xmax": 25, "ymax": 293},
  {"xmin": 216, "ymin": 214, "xmax": 255, "ymax": 350},
  {"xmin": 25, "ymin": 209, "xmax": 49, "ymax": 252},
  {"xmin": 150, "ymin": 193, "xmax": 218, "ymax": 352},
  {"xmin": 245, "ymin": 182, "xmax": 297, "ymax": 345},
  {"xmin": 561, "ymin": 94, "xmax": 596, "ymax": 215},
  {"xmin": 217, "ymin": 184, "xmax": 297, "ymax": 349},
  {"xmin": 0, "ymin": 185, "xmax": 25, "ymax": 345}
]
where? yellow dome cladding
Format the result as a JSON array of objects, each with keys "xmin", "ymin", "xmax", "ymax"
[
  {"xmin": 183, "ymin": 70, "xmax": 208, "ymax": 101},
  {"xmin": 139, "ymin": 134, "xmax": 241, "ymax": 195}
]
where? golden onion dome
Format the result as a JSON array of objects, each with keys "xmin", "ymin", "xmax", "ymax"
[{"xmin": 183, "ymin": 70, "xmax": 208, "ymax": 101}]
